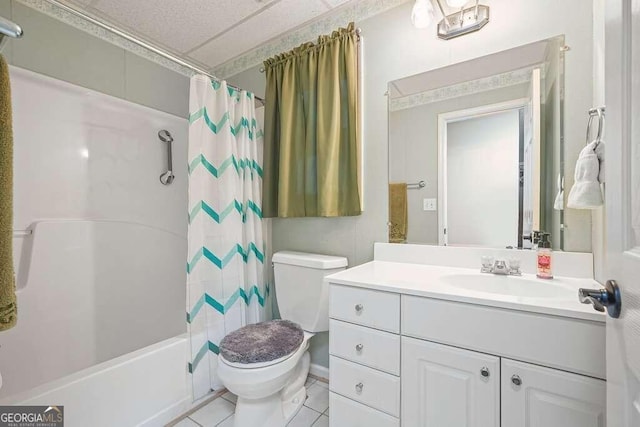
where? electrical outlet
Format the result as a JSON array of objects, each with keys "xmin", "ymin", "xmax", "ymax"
[{"xmin": 423, "ymin": 198, "xmax": 437, "ymax": 211}]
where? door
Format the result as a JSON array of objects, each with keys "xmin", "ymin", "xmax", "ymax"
[
  {"xmin": 605, "ymin": 1, "xmax": 640, "ymax": 426},
  {"xmin": 401, "ymin": 337, "xmax": 499, "ymax": 427},
  {"xmin": 501, "ymin": 359, "xmax": 606, "ymax": 427}
]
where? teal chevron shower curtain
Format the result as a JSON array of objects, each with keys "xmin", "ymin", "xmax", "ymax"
[{"xmin": 187, "ymin": 75, "xmax": 269, "ymax": 399}]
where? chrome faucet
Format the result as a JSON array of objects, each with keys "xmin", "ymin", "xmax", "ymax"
[{"xmin": 481, "ymin": 256, "xmax": 521, "ymax": 276}]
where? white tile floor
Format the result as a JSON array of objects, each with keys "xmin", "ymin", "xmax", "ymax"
[{"xmin": 170, "ymin": 377, "xmax": 329, "ymax": 427}]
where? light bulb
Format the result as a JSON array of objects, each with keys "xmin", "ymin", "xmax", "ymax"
[
  {"xmin": 411, "ymin": 0, "xmax": 435, "ymax": 29},
  {"xmin": 446, "ymin": 0, "xmax": 468, "ymax": 8}
]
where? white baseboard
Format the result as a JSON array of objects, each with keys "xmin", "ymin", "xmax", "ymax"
[{"xmin": 309, "ymin": 363, "xmax": 329, "ymax": 381}]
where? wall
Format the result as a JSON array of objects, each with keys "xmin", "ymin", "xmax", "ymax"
[
  {"xmin": 230, "ymin": 0, "xmax": 596, "ymax": 368},
  {"xmin": 1, "ymin": 0, "xmax": 189, "ymax": 117},
  {"xmin": 389, "ymin": 83, "xmax": 528, "ymax": 244},
  {"xmin": 447, "ymin": 110, "xmax": 520, "ymax": 247}
]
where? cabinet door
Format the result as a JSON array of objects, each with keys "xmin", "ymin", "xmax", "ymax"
[
  {"xmin": 501, "ymin": 358, "xmax": 606, "ymax": 427},
  {"xmin": 401, "ymin": 337, "xmax": 500, "ymax": 427}
]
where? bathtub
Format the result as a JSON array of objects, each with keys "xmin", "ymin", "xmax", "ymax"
[{"xmin": 0, "ymin": 334, "xmax": 193, "ymax": 427}]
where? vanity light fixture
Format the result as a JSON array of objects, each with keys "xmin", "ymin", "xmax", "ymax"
[
  {"xmin": 411, "ymin": 0, "xmax": 490, "ymax": 40},
  {"xmin": 445, "ymin": 0, "xmax": 468, "ymax": 8},
  {"xmin": 411, "ymin": 0, "xmax": 435, "ymax": 29}
]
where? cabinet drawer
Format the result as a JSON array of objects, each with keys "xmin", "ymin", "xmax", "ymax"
[
  {"xmin": 330, "ymin": 392, "xmax": 399, "ymax": 427},
  {"xmin": 329, "ymin": 284, "xmax": 400, "ymax": 333},
  {"xmin": 329, "ymin": 355, "xmax": 400, "ymax": 417},
  {"xmin": 329, "ymin": 319, "xmax": 400, "ymax": 375},
  {"xmin": 402, "ymin": 295, "xmax": 606, "ymax": 379}
]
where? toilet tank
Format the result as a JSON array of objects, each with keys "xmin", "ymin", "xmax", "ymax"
[{"xmin": 273, "ymin": 251, "xmax": 347, "ymax": 333}]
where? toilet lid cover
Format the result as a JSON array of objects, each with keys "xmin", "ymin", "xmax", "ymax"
[{"xmin": 219, "ymin": 319, "xmax": 304, "ymax": 364}]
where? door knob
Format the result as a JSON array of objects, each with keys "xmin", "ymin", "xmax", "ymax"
[
  {"xmin": 355, "ymin": 344, "xmax": 364, "ymax": 352},
  {"xmin": 355, "ymin": 382, "xmax": 364, "ymax": 393},
  {"xmin": 578, "ymin": 280, "xmax": 622, "ymax": 318},
  {"xmin": 511, "ymin": 375, "xmax": 522, "ymax": 386},
  {"xmin": 355, "ymin": 304, "xmax": 363, "ymax": 313},
  {"xmin": 480, "ymin": 367, "xmax": 490, "ymax": 378}
]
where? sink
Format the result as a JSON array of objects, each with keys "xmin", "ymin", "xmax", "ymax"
[{"xmin": 440, "ymin": 274, "xmax": 572, "ymax": 299}]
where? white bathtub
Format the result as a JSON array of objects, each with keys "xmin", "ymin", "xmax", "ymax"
[{"xmin": 0, "ymin": 334, "xmax": 193, "ymax": 427}]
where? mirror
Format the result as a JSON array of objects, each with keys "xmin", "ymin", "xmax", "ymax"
[{"xmin": 388, "ymin": 36, "xmax": 567, "ymax": 250}]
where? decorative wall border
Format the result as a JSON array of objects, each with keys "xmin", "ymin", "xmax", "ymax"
[{"xmin": 389, "ymin": 67, "xmax": 536, "ymax": 112}]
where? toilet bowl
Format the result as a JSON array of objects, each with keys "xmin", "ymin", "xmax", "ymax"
[
  {"xmin": 216, "ymin": 251, "xmax": 347, "ymax": 427},
  {"xmin": 217, "ymin": 332, "xmax": 314, "ymax": 426}
]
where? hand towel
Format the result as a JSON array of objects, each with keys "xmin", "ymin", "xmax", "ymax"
[
  {"xmin": 553, "ymin": 175, "xmax": 564, "ymax": 211},
  {"xmin": 567, "ymin": 141, "xmax": 603, "ymax": 209},
  {"xmin": 0, "ymin": 55, "xmax": 17, "ymax": 331},
  {"xmin": 389, "ymin": 183, "xmax": 408, "ymax": 243}
]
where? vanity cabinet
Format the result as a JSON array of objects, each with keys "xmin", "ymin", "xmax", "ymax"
[{"xmin": 328, "ymin": 283, "xmax": 606, "ymax": 427}]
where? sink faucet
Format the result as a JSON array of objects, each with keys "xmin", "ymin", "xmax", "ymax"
[
  {"xmin": 492, "ymin": 260, "xmax": 510, "ymax": 275},
  {"xmin": 481, "ymin": 256, "xmax": 521, "ymax": 276}
]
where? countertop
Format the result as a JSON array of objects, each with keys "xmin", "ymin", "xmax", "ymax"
[{"xmin": 325, "ymin": 261, "xmax": 606, "ymax": 322}]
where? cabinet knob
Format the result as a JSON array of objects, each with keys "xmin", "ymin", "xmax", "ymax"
[
  {"xmin": 511, "ymin": 375, "xmax": 522, "ymax": 386},
  {"xmin": 355, "ymin": 304, "xmax": 364, "ymax": 313},
  {"xmin": 480, "ymin": 367, "xmax": 490, "ymax": 378},
  {"xmin": 355, "ymin": 343, "xmax": 364, "ymax": 352},
  {"xmin": 355, "ymin": 382, "xmax": 364, "ymax": 393}
]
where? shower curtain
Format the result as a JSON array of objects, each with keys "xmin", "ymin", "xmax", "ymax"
[{"xmin": 187, "ymin": 75, "xmax": 269, "ymax": 398}]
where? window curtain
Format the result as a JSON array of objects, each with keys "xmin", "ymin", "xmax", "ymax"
[
  {"xmin": 186, "ymin": 75, "xmax": 270, "ymax": 399},
  {"xmin": 263, "ymin": 22, "xmax": 361, "ymax": 218}
]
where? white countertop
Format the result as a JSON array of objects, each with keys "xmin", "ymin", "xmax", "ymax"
[{"xmin": 325, "ymin": 261, "xmax": 606, "ymax": 323}]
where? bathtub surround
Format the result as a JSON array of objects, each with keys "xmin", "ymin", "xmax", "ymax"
[
  {"xmin": 187, "ymin": 76, "xmax": 269, "ymax": 399},
  {"xmin": 0, "ymin": 54, "xmax": 16, "ymax": 331},
  {"xmin": 2, "ymin": 66, "xmax": 188, "ymax": 400}
]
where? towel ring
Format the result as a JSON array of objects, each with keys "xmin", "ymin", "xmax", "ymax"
[{"xmin": 586, "ymin": 107, "xmax": 605, "ymax": 148}]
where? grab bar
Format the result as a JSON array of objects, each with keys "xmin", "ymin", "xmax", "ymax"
[
  {"xmin": 11, "ymin": 229, "xmax": 32, "ymax": 237},
  {"xmin": 158, "ymin": 130, "xmax": 175, "ymax": 185}
]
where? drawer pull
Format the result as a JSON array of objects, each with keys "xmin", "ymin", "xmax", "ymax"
[
  {"xmin": 355, "ymin": 343, "xmax": 364, "ymax": 352},
  {"xmin": 511, "ymin": 375, "xmax": 522, "ymax": 386},
  {"xmin": 355, "ymin": 382, "xmax": 364, "ymax": 393},
  {"xmin": 480, "ymin": 367, "xmax": 490, "ymax": 378},
  {"xmin": 355, "ymin": 304, "xmax": 364, "ymax": 313}
]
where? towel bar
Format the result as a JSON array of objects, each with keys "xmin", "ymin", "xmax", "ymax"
[
  {"xmin": 407, "ymin": 180, "xmax": 426, "ymax": 189},
  {"xmin": 11, "ymin": 229, "xmax": 32, "ymax": 237}
]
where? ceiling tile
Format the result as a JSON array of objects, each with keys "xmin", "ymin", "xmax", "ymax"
[
  {"xmin": 59, "ymin": 0, "xmax": 95, "ymax": 7},
  {"xmin": 322, "ymin": 0, "xmax": 351, "ymax": 7},
  {"xmin": 189, "ymin": 0, "xmax": 329, "ymax": 67},
  {"xmin": 89, "ymin": 0, "xmax": 278, "ymax": 53}
]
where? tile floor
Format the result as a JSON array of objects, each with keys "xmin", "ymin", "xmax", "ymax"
[{"xmin": 171, "ymin": 377, "xmax": 329, "ymax": 427}]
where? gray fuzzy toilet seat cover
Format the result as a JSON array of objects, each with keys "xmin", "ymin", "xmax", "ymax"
[{"xmin": 219, "ymin": 319, "xmax": 304, "ymax": 364}]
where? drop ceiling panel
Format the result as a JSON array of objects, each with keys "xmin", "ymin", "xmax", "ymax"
[
  {"xmin": 322, "ymin": 0, "xmax": 352, "ymax": 7},
  {"xmin": 189, "ymin": 0, "xmax": 329, "ymax": 67},
  {"xmin": 86, "ymin": 0, "xmax": 278, "ymax": 53}
]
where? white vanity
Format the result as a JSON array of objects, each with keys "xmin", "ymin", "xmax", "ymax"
[{"xmin": 326, "ymin": 244, "xmax": 605, "ymax": 427}]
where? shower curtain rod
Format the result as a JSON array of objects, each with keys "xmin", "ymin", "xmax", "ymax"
[
  {"xmin": 44, "ymin": 0, "xmax": 265, "ymax": 106},
  {"xmin": 0, "ymin": 15, "xmax": 23, "ymax": 52}
]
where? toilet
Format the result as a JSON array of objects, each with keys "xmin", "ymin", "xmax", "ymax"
[{"xmin": 216, "ymin": 251, "xmax": 347, "ymax": 427}]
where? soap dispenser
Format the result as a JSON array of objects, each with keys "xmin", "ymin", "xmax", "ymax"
[{"xmin": 536, "ymin": 233, "xmax": 553, "ymax": 279}]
